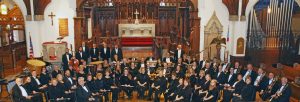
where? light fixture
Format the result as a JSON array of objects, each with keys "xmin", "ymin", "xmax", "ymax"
[{"xmin": 267, "ymin": 7, "xmax": 271, "ymax": 14}]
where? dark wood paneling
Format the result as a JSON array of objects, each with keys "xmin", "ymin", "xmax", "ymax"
[
  {"xmin": 33, "ymin": 0, "xmax": 51, "ymax": 15},
  {"xmin": 222, "ymin": 0, "xmax": 239, "ymax": 15},
  {"xmin": 23, "ymin": 0, "xmax": 31, "ymax": 15},
  {"xmin": 241, "ymin": 0, "xmax": 249, "ymax": 16}
]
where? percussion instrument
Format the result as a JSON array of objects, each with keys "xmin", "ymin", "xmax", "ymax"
[{"xmin": 26, "ymin": 59, "xmax": 46, "ymax": 74}]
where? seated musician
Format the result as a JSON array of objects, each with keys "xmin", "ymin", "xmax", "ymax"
[
  {"xmin": 162, "ymin": 52, "xmax": 174, "ymax": 63},
  {"xmin": 47, "ymin": 78, "xmax": 67, "ymax": 102},
  {"xmin": 137, "ymin": 57, "xmax": 147, "ymax": 68},
  {"xmin": 164, "ymin": 73, "xmax": 178, "ymax": 101},
  {"xmin": 175, "ymin": 78, "xmax": 193, "ymax": 102},
  {"xmin": 148, "ymin": 70, "xmax": 167, "ymax": 102},
  {"xmin": 86, "ymin": 74, "xmax": 97, "ymax": 93},
  {"xmin": 193, "ymin": 70, "xmax": 206, "ymax": 101},
  {"xmin": 102, "ymin": 60, "xmax": 110, "ymax": 70},
  {"xmin": 270, "ymin": 77, "xmax": 291, "ymax": 102},
  {"xmin": 12, "ymin": 76, "xmax": 42, "ymax": 102},
  {"xmin": 63, "ymin": 70, "xmax": 77, "ymax": 92},
  {"xmin": 259, "ymin": 72, "xmax": 279, "ymax": 101},
  {"xmin": 94, "ymin": 73, "xmax": 106, "ymax": 101},
  {"xmin": 103, "ymin": 70, "xmax": 116, "ymax": 102},
  {"xmin": 30, "ymin": 70, "xmax": 47, "ymax": 92},
  {"xmin": 222, "ymin": 74, "xmax": 244, "ymax": 102},
  {"xmin": 76, "ymin": 77, "xmax": 99, "ymax": 102},
  {"xmin": 167, "ymin": 78, "xmax": 183, "ymax": 101},
  {"xmin": 156, "ymin": 59, "xmax": 163, "ymax": 68},
  {"xmin": 77, "ymin": 65, "xmax": 87, "ymax": 78},
  {"xmin": 186, "ymin": 68, "xmax": 197, "ymax": 86},
  {"xmin": 136, "ymin": 67, "xmax": 150, "ymax": 99},
  {"xmin": 39, "ymin": 67, "xmax": 51, "ymax": 86},
  {"xmin": 214, "ymin": 65, "xmax": 226, "ymax": 85},
  {"xmin": 22, "ymin": 76, "xmax": 43, "ymax": 101},
  {"xmin": 51, "ymin": 65, "xmax": 62, "ymax": 78},
  {"xmin": 174, "ymin": 65, "xmax": 184, "ymax": 78},
  {"xmin": 162, "ymin": 63, "xmax": 172, "ymax": 77},
  {"xmin": 56, "ymin": 74, "xmax": 75, "ymax": 101},
  {"xmin": 232, "ymin": 76, "xmax": 256, "ymax": 101},
  {"xmin": 201, "ymin": 79, "xmax": 219, "ymax": 102},
  {"xmin": 193, "ymin": 74, "xmax": 212, "ymax": 101},
  {"xmin": 110, "ymin": 69, "xmax": 121, "ymax": 102},
  {"xmin": 254, "ymin": 68, "xmax": 268, "ymax": 92},
  {"xmin": 120, "ymin": 68, "xmax": 134, "ymax": 99},
  {"xmin": 129, "ymin": 62, "xmax": 139, "ymax": 79}
]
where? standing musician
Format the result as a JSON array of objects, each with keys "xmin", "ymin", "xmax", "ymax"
[
  {"xmin": 90, "ymin": 44, "xmax": 100, "ymax": 62},
  {"xmin": 76, "ymin": 47, "xmax": 88, "ymax": 64},
  {"xmin": 260, "ymin": 72, "xmax": 279, "ymax": 101},
  {"xmin": 62, "ymin": 48, "xmax": 73, "ymax": 71},
  {"xmin": 270, "ymin": 77, "xmax": 291, "ymax": 102},
  {"xmin": 174, "ymin": 45, "xmax": 185, "ymax": 62},
  {"xmin": 120, "ymin": 69, "xmax": 134, "ymax": 99},
  {"xmin": 136, "ymin": 67, "xmax": 150, "ymax": 99},
  {"xmin": 148, "ymin": 70, "xmax": 167, "ymax": 102},
  {"xmin": 76, "ymin": 77, "xmax": 99, "ymax": 102},
  {"xmin": 174, "ymin": 78, "xmax": 193, "ymax": 102},
  {"xmin": 100, "ymin": 42, "xmax": 111, "ymax": 61},
  {"xmin": 80, "ymin": 42, "xmax": 90, "ymax": 59},
  {"xmin": 111, "ymin": 44, "xmax": 123, "ymax": 61}
]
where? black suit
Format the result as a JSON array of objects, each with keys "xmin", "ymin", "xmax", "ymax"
[
  {"xmin": 76, "ymin": 51, "xmax": 88, "ymax": 64},
  {"xmin": 63, "ymin": 77, "xmax": 75, "ymax": 90},
  {"xmin": 272, "ymin": 84, "xmax": 292, "ymax": 102},
  {"xmin": 225, "ymin": 74, "xmax": 237, "ymax": 86},
  {"xmin": 215, "ymin": 71, "xmax": 226, "ymax": 84},
  {"xmin": 174, "ymin": 49, "xmax": 184, "ymax": 62},
  {"xmin": 100, "ymin": 47, "xmax": 111, "ymax": 60},
  {"xmin": 81, "ymin": 46, "xmax": 90, "ymax": 57},
  {"xmin": 30, "ymin": 77, "xmax": 42, "ymax": 92},
  {"xmin": 162, "ymin": 57, "xmax": 174, "ymax": 63},
  {"xmin": 111, "ymin": 48, "xmax": 123, "ymax": 61},
  {"xmin": 62, "ymin": 53, "xmax": 72, "ymax": 70},
  {"xmin": 90, "ymin": 48, "xmax": 99, "ymax": 62},
  {"xmin": 241, "ymin": 70, "xmax": 257, "ymax": 85},
  {"xmin": 12, "ymin": 85, "xmax": 42, "ymax": 102},
  {"xmin": 47, "ymin": 84, "xmax": 65, "ymax": 101},
  {"xmin": 76, "ymin": 85, "xmax": 97, "ymax": 102}
]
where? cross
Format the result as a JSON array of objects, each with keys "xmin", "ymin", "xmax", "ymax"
[
  {"xmin": 48, "ymin": 12, "xmax": 56, "ymax": 26},
  {"xmin": 134, "ymin": 9, "xmax": 139, "ymax": 19}
]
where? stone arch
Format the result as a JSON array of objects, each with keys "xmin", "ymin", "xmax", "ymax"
[{"xmin": 204, "ymin": 11, "xmax": 224, "ymax": 60}]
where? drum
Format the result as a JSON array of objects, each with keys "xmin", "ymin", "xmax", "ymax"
[{"xmin": 26, "ymin": 59, "xmax": 46, "ymax": 74}]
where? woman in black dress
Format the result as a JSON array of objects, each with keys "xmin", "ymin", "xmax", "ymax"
[
  {"xmin": 39, "ymin": 67, "xmax": 51, "ymax": 86},
  {"xmin": 119, "ymin": 69, "xmax": 134, "ymax": 99},
  {"xmin": 175, "ymin": 78, "xmax": 193, "ymax": 102},
  {"xmin": 136, "ymin": 67, "xmax": 150, "ymax": 99},
  {"xmin": 202, "ymin": 79, "xmax": 219, "ymax": 102}
]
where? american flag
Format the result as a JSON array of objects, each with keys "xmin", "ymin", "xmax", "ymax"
[
  {"xmin": 29, "ymin": 34, "xmax": 34, "ymax": 58},
  {"xmin": 227, "ymin": 26, "xmax": 230, "ymax": 42}
]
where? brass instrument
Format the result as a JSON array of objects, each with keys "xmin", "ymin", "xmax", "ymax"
[
  {"xmin": 254, "ymin": 72, "xmax": 266, "ymax": 86},
  {"xmin": 269, "ymin": 84, "xmax": 288, "ymax": 102},
  {"xmin": 260, "ymin": 76, "xmax": 278, "ymax": 99}
]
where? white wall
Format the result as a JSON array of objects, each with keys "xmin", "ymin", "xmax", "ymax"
[{"xmin": 13, "ymin": 0, "xmax": 76, "ymax": 57}]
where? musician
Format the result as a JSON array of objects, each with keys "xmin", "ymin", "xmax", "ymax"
[
  {"xmin": 162, "ymin": 63, "xmax": 172, "ymax": 77},
  {"xmin": 76, "ymin": 77, "xmax": 99, "ymax": 102},
  {"xmin": 202, "ymin": 63, "xmax": 214, "ymax": 76},
  {"xmin": 76, "ymin": 47, "xmax": 88, "ymax": 64},
  {"xmin": 129, "ymin": 62, "xmax": 139, "ymax": 78},
  {"xmin": 148, "ymin": 70, "xmax": 167, "ymax": 102},
  {"xmin": 100, "ymin": 42, "xmax": 111, "ymax": 61},
  {"xmin": 121, "ymin": 58, "xmax": 130, "ymax": 70},
  {"xmin": 224, "ymin": 68, "xmax": 237, "ymax": 86},
  {"xmin": 110, "ymin": 70, "xmax": 121, "ymax": 102},
  {"xmin": 194, "ymin": 70, "xmax": 206, "ymax": 93},
  {"xmin": 270, "ymin": 77, "xmax": 291, "ymax": 102},
  {"xmin": 233, "ymin": 77, "xmax": 256, "ymax": 101},
  {"xmin": 214, "ymin": 65, "xmax": 226, "ymax": 85},
  {"xmin": 95, "ymin": 73, "xmax": 105, "ymax": 99},
  {"xmin": 175, "ymin": 58, "xmax": 187, "ymax": 73},
  {"xmin": 136, "ymin": 67, "xmax": 150, "ymax": 99},
  {"xmin": 47, "ymin": 78, "xmax": 67, "ymax": 102},
  {"xmin": 90, "ymin": 44, "xmax": 100, "ymax": 62},
  {"xmin": 231, "ymin": 62, "xmax": 241, "ymax": 74},
  {"xmin": 86, "ymin": 74, "xmax": 97, "ymax": 93},
  {"xmin": 52, "ymin": 66, "xmax": 62, "ymax": 79},
  {"xmin": 81, "ymin": 41, "xmax": 90, "ymax": 58},
  {"xmin": 120, "ymin": 69, "xmax": 134, "ymax": 99},
  {"xmin": 137, "ymin": 57, "xmax": 147, "ymax": 68},
  {"xmin": 102, "ymin": 70, "xmax": 113, "ymax": 102},
  {"xmin": 174, "ymin": 65, "xmax": 184, "ymax": 78},
  {"xmin": 241, "ymin": 64, "xmax": 257, "ymax": 84},
  {"xmin": 162, "ymin": 52, "xmax": 174, "ymax": 63},
  {"xmin": 39, "ymin": 67, "xmax": 51, "ymax": 86},
  {"xmin": 12, "ymin": 77, "xmax": 42, "ymax": 102},
  {"xmin": 167, "ymin": 78, "xmax": 183, "ymax": 101},
  {"xmin": 56, "ymin": 74, "xmax": 75, "ymax": 101},
  {"xmin": 22, "ymin": 76, "xmax": 43, "ymax": 101},
  {"xmin": 174, "ymin": 44, "xmax": 185, "ymax": 62},
  {"xmin": 221, "ymin": 59, "xmax": 230, "ymax": 72},
  {"xmin": 222, "ymin": 74, "xmax": 245, "ymax": 102},
  {"xmin": 164, "ymin": 73, "xmax": 178, "ymax": 102},
  {"xmin": 111, "ymin": 44, "xmax": 123, "ymax": 61},
  {"xmin": 201, "ymin": 79, "xmax": 219, "ymax": 102},
  {"xmin": 63, "ymin": 70, "xmax": 76, "ymax": 92},
  {"xmin": 62, "ymin": 48, "xmax": 73, "ymax": 70},
  {"xmin": 175, "ymin": 78, "xmax": 193, "ymax": 102},
  {"xmin": 260, "ymin": 72, "xmax": 279, "ymax": 101},
  {"xmin": 77, "ymin": 65, "xmax": 87, "ymax": 78},
  {"xmin": 30, "ymin": 70, "xmax": 47, "ymax": 92},
  {"xmin": 254, "ymin": 68, "xmax": 268, "ymax": 91}
]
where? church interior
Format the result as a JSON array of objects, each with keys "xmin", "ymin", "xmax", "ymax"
[{"xmin": 0, "ymin": 0, "xmax": 300, "ymax": 102}]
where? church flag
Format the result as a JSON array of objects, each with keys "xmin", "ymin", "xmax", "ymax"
[
  {"xmin": 29, "ymin": 34, "xmax": 34, "ymax": 58},
  {"xmin": 227, "ymin": 26, "xmax": 230, "ymax": 42}
]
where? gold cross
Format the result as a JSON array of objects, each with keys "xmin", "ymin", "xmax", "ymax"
[{"xmin": 48, "ymin": 12, "xmax": 56, "ymax": 26}]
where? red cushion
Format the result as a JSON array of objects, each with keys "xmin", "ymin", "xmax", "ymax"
[{"xmin": 121, "ymin": 37, "xmax": 153, "ymax": 46}]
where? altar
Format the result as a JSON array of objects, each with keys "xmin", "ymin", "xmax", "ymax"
[{"xmin": 118, "ymin": 24, "xmax": 155, "ymax": 37}]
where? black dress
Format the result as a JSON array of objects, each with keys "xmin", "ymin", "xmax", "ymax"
[
  {"xmin": 119, "ymin": 75, "xmax": 134, "ymax": 98},
  {"xmin": 136, "ymin": 73, "xmax": 150, "ymax": 98}
]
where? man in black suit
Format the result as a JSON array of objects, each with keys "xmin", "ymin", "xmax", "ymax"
[
  {"xmin": 111, "ymin": 44, "xmax": 123, "ymax": 61},
  {"xmin": 12, "ymin": 77, "xmax": 42, "ymax": 102},
  {"xmin": 253, "ymin": 68, "xmax": 268, "ymax": 92},
  {"xmin": 202, "ymin": 63, "xmax": 214, "ymax": 76},
  {"xmin": 270, "ymin": 77, "xmax": 291, "ymax": 102},
  {"xmin": 81, "ymin": 41, "xmax": 89, "ymax": 58},
  {"xmin": 174, "ymin": 45, "xmax": 184, "ymax": 62},
  {"xmin": 62, "ymin": 48, "xmax": 72, "ymax": 71},
  {"xmin": 63, "ymin": 70, "xmax": 76, "ymax": 91},
  {"xmin": 30, "ymin": 70, "xmax": 47, "ymax": 92},
  {"xmin": 215, "ymin": 65, "xmax": 226, "ymax": 84},
  {"xmin": 76, "ymin": 77, "xmax": 98, "ymax": 102},
  {"xmin": 241, "ymin": 64, "xmax": 257, "ymax": 84},
  {"xmin": 259, "ymin": 72, "xmax": 279, "ymax": 101},
  {"xmin": 224, "ymin": 68, "xmax": 237, "ymax": 86},
  {"xmin": 100, "ymin": 42, "xmax": 111, "ymax": 61},
  {"xmin": 162, "ymin": 52, "xmax": 174, "ymax": 63},
  {"xmin": 76, "ymin": 47, "xmax": 88, "ymax": 64},
  {"xmin": 90, "ymin": 44, "xmax": 100, "ymax": 62}
]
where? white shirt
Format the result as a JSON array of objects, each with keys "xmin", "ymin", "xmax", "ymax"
[
  {"xmin": 115, "ymin": 48, "xmax": 118, "ymax": 54},
  {"xmin": 80, "ymin": 52, "xmax": 83, "ymax": 58},
  {"xmin": 233, "ymin": 81, "xmax": 238, "ymax": 87},
  {"xmin": 82, "ymin": 86, "xmax": 89, "ymax": 92},
  {"xmin": 269, "ymin": 79, "xmax": 273, "ymax": 85},
  {"xmin": 177, "ymin": 50, "xmax": 181, "ymax": 58},
  {"xmin": 222, "ymin": 63, "xmax": 228, "ymax": 72},
  {"xmin": 93, "ymin": 48, "xmax": 96, "ymax": 54},
  {"xmin": 66, "ymin": 54, "xmax": 70, "ymax": 62},
  {"xmin": 141, "ymin": 64, "xmax": 145, "ymax": 68},
  {"xmin": 228, "ymin": 74, "xmax": 233, "ymax": 82},
  {"xmin": 202, "ymin": 61, "xmax": 206, "ymax": 68},
  {"xmin": 217, "ymin": 72, "xmax": 221, "ymax": 78},
  {"xmin": 163, "ymin": 69, "xmax": 166, "ymax": 75},
  {"xmin": 104, "ymin": 48, "xmax": 107, "ymax": 54},
  {"xmin": 33, "ymin": 77, "xmax": 41, "ymax": 85},
  {"xmin": 19, "ymin": 85, "xmax": 28, "ymax": 97},
  {"xmin": 278, "ymin": 85, "xmax": 286, "ymax": 93},
  {"xmin": 68, "ymin": 77, "xmax": 73, "ymax": 84},
  {"xmin": 82, "ymin": 46, "xmax": 86, "ymax": 52},
  {"xmin": 243, "ymin": 71, "xmax": 251, "ymax": 81},
  {"xmin": 254, "ymin": 75, "xmax": 261, "ymax": 86},
  {"xmin": 166, "ymin": 58, "xmax": 170, "ymax": 63}
]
